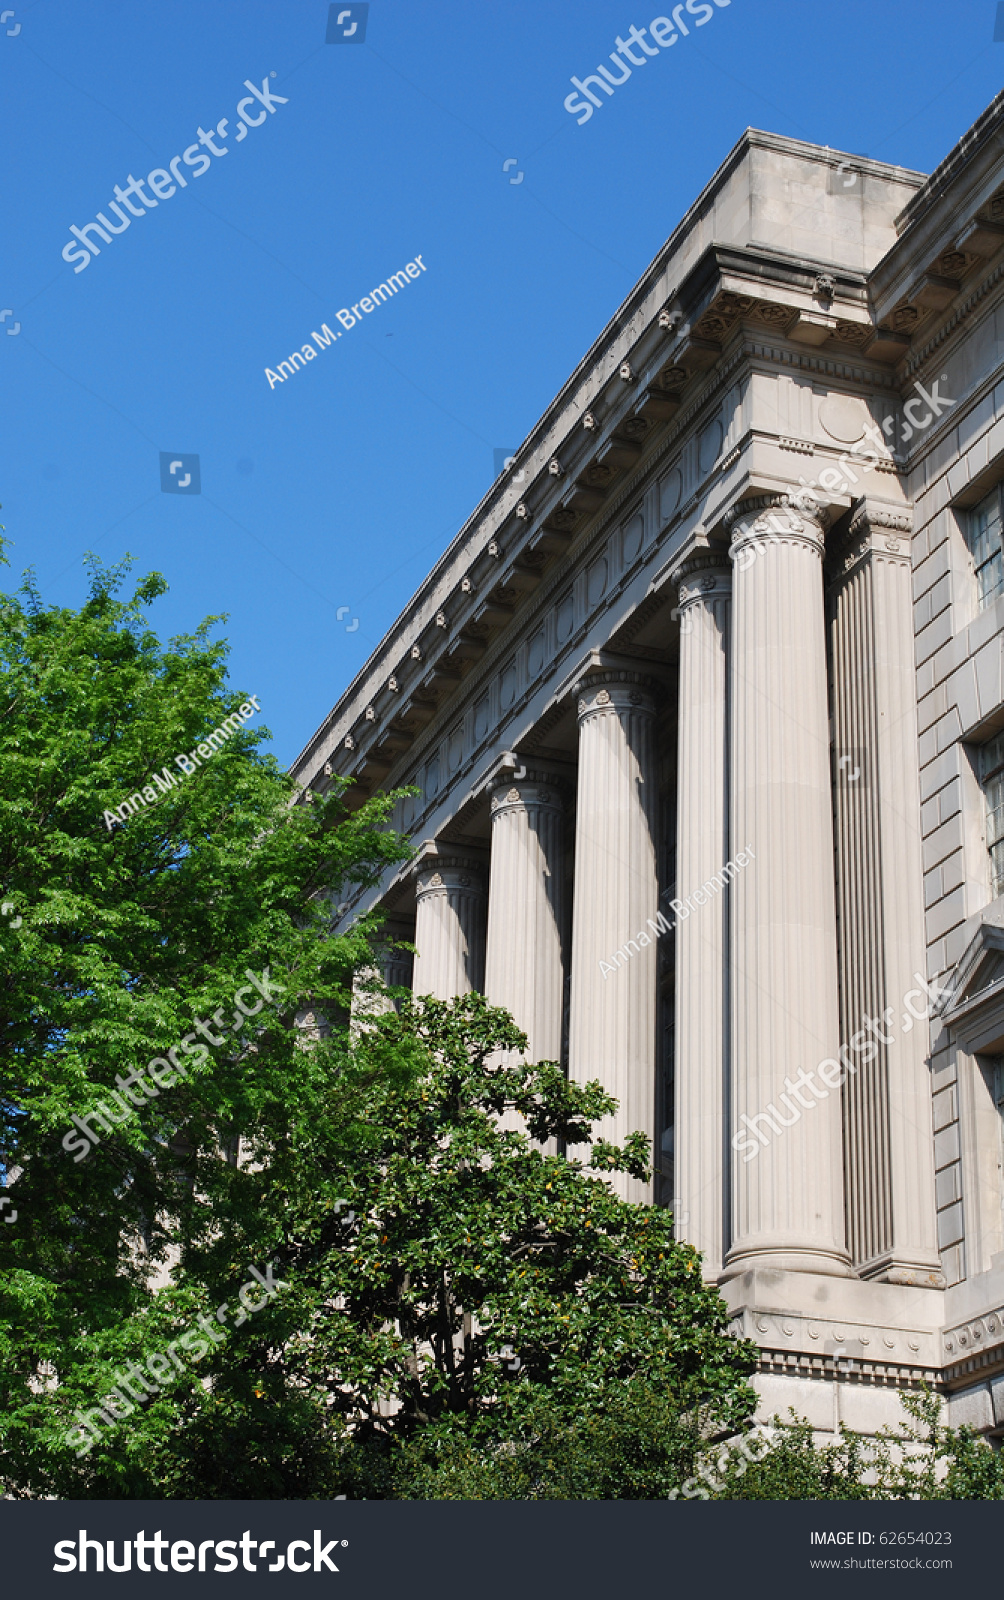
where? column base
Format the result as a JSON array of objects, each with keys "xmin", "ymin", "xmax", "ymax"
[
  {"xmin": 721, "ymin": 1239, "xmax": 855, "ymax": 1279},
  {"xmin": 856, "ymin": 1250, "xmax": 947, "ymax": 1290}
]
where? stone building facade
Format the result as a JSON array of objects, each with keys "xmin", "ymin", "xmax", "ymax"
[{"xmin": 292, "ymin": 95, "xmax": 1004, "ymax": 1440}]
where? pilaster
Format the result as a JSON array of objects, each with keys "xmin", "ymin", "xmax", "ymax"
[{"xmin": 828, "ymin": 499, "xmax": 944, "ymax": 1286}]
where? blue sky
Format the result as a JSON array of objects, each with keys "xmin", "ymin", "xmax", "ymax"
[{"xmin": 2, "ymin": 0, "xmax": 1001, "ymax": 765}]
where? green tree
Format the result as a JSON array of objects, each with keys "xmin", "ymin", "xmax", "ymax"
[
  {"xmin": 251, "ymin": 991, "xmax": 759, "ymax": 1500},
  {"xmin": 0, "ymin": 544, "xmax": 757, "ymax": 1502},
  {"xmin": 0, "ymin": 549, "xmax": 412, "ymax": 1498},
  {"xmin": 703, "ymin": 1391, "xmax": 1004, "ymax": 1501}
]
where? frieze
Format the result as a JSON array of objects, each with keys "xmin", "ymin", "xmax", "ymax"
[
  {"xmin": 942, "ymin": 1306, "xmax": 1004, "ymax": 1358},
  {"xmin": 731, "ymin": 1305, "xmax": 935, "ymax": 1377},
  {"xmin": 905, "ymin": 257, "xmax": 1004, "ymax": 377}
]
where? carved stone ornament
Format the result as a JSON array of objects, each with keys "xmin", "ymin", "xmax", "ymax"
[
  {"xmin": 583, "ymin": 411, "xmax": 597, "ymax": 430},
  {"xmin": 621, "ymin": 417, "xmax": 648, "ymax": 439},
  {"xmin": 365, "ymin": 706, "xmax": 376, "ymax": 721},
  {"xmin": 595, "ymin": 689, "xmax": 611, "ymax": 706},
  {"xmin": 813, "ymin": 272, "xmax": 836, "ymax": 300},
  {"xmin": 538, "ymin": 790, "xmax": 550, "ymax": 803},
  {"xmin": 428, "ymin": 872, "xmax": 443, "ymax": 888},
  {"xmin": 548, "ymin": 457, "xmax": 563, "ymax": 476},
  {"xmin": 757, "ymin": 302, "xmax": 791, "ymax": 325},
  {"xmin": 324, "ymin": 761, "xmax": 333, "ymax": 776},
  {"xmin": 629, "ymin": 690, "xmax": 643, "ymax": 705},
  {"xmin": 659, "ymin": 363, "xmax": 688, "ymax": 389},
  {"xmin": 410, "ymin": 644, "xmax": 422, "ymax": 659},
  {"xmin": 387, "ymin": 675, "xmax": 399, "ymax": 691},
  {"xmin": 459, "ymin": 875, "xmax": 471, "ymax": 887},
  {"xmin": 697, "ymin": 314, "xmax": 729, "ymax": 339},
  {"xmin": 487, "ymin": 540, "xmax": 500, "ymax": 557},
  {"xmin": 461, "ymin": 577, "xmax": 472, "ymax": 593},
  {"xmin": 699, "ymin": 575, "xmax": 717, "ymax": 591},
  {"xmin": 506, "ymin": 787, "xmax": 521, "ymax": 803},
  {"xmin": 885, "ymin": 537, "xmax": 902, "ymax": 552},
  {"xmin": 436, "ymin": 612, "xmax": 447, "ymax": 628},
  {"xmin": 344, "ymin": 735, "xmax": 355, "ymax": 750},
  {"xmin": 516, "ymin": 503, "xmax": 529, "ymax": 519},
  {"xmin": 619, "ymin": 362, "xmax": 633, "ymax": 381},
  {"xmin": 577, "ymin": 698, "xmax": 586, "ymax": 715}
]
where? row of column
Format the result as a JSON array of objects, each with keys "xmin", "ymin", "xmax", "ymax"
[
  {"xmin": 675, "ymin": 496, "xmax": 941, "ymax": 1284},
  {"xmin": 410, "ymin": 679, "xmax": 659, "ymax": 1205},
  {"xmin": 401, "ymin": 490, "xmax": 941, "ymax": 1283}
]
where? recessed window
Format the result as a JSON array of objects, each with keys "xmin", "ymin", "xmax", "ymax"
[
  {"xmin": 981, "ymin": 731, "xmax": 1004, "ymax": 897},
  {"xmin": 966, "ymin": 488, "xmax": 1004, "ymax": 611}
]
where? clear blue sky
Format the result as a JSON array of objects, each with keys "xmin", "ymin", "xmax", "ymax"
[{"xmin": 2, "ymin": 0, "xmax": 1000, "ymax": 765}]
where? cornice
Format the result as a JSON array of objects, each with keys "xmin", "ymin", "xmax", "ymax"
[{"xmin": 293, "ymin": 256, "xmax": 916, "ymax": 787}]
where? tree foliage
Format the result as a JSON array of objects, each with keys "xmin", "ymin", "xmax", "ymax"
[{"xmin": 0, "ymin": 551, "xmax": 412, "ymax": 1497}]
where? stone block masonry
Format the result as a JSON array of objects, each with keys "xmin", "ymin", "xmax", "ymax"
[{"xmin": 265, "ymin": 256, "xmax": 427, "ymax": 388}]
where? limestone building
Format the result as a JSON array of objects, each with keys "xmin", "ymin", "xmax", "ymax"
[{"xmin": 292, "ymin": 94, "xmax": 1004, "ymax": 1440}]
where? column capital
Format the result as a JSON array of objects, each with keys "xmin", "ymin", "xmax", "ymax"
[
  {"xmin": 489, "ymin": 778, "xmax": 566, "ymax": 816},
  {"xmin": 413, "ymin": 855, "xmax": 486, "ymax": 899},
  {"xmin": 828, "ymin": 499, "xmax": 913, "ymax": 585},
  {"xmin": 728, "ymin": 494, "xmax": 827, "ymax": 561},
  {"xmin": 573, "ymin": 670, "xmax": 657, "ymax": 723},
  {"xmin": 676, "ymin": 561, "xmax": 732, "ymax": 612}
]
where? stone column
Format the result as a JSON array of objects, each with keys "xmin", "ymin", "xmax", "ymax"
[
  {"xmin": 484, "ymin": 777, "xmax": 565, "ymax": 1065},
  {"xmin": 350, "ymin": 919, "xmax": 415, "ymax": 1032},
  {"xmin": 828, "ymin": 503, "xmax": 943, "ymax": 1285},
  {"xmin": 412, "ymin": 857, "xmax": 486, "ymax": 1000},
  {"xmin": 725, "ymin": 498, "xmax": 851, "ymax": 1277},
  {"xmin": 379, "ymin": 918, "xmax": 415, "ymax": 997},
  {"xmin": 673, "ymin": 555, "xmax": 731, "ymax": 1277},
  {"xmin": 568, "ymin": 673, "xmax": 659, "ymax": 1204}
]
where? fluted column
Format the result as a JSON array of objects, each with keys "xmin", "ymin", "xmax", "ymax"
[
  {"xmin": 484, "ymin": 777, "xmax": 565, "ymax": 1064},
  {"xmin": 829, "ymin": 503, "xmax": 943, "ymax": 1285},
  {"xmin": 725, "ymin": 499, "xmax": 851, "ymax": 1277},
  {"xmin": 350, "ymin": 920, "xmax": 414, "ymax": 1031},
  {"xmin": 568, "ymin": 673, "xmax": 659, "ymax": 1204},
  {"xmin": 412, "ymin": 857, "xmax": 486, "ymax": 1000},
  {"xmin": 673, "ymin": 556, "xmax": 731, "ymax": 1277}
]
